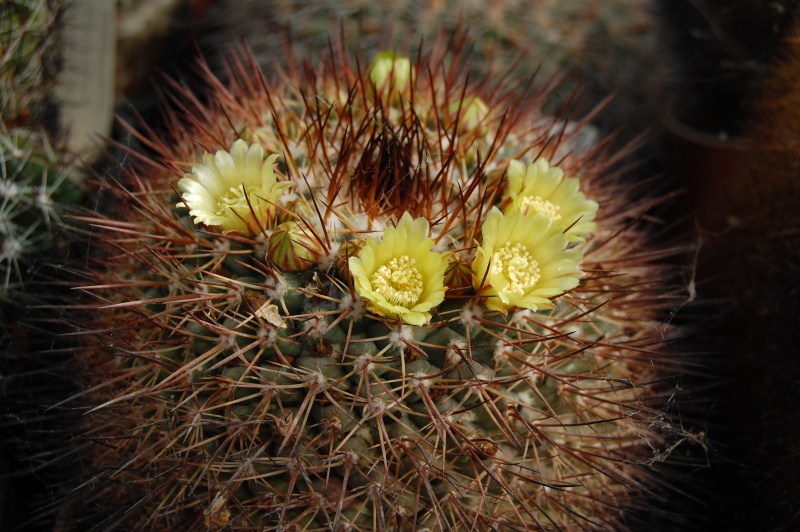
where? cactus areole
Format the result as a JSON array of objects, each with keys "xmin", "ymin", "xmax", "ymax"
[{"xmin": 71, "ymin": 41, "xmax": 683, "ymax": 531}]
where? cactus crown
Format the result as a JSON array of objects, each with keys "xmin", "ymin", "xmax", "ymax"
[{"xmin": 70, "ymin": 41, "xmax": 682, "ymax": 531}]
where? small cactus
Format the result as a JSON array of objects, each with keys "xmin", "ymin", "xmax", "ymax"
[
  {"xmin": 66, "ymin": 41, "xmax": 686, "ymax": 530},
  {"xmin": 0, "ymin": 0, "xmax": 79, "ymax": 305}
]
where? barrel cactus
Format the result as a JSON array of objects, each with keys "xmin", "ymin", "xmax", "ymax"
[{"xmin": 68, "ymin": 41, "xmax": 685, "ymax": 530}]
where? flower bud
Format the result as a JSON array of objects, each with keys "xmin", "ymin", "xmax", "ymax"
[
  {"xmin": 449, "ymin": 96, "xmax": 489, "ymax": 135},
  {"xmin": 266, "ymin": 221, "xmax": 323, "ymax": 272},
  {"xmin": 276, "ymin": 198, "xmax": 313, "ymax": 226},
  {"xmin": 368, "ymin": 51, "xmax": 414, "ymax": 105},
  {"xmin": 443, "ymin": 255, "xmax": 474, "ymax": 292}
]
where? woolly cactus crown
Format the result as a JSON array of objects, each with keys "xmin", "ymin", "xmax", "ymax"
[{"xmin": 67, "ymin": 40, "xmax": 685, "ymax": 531}]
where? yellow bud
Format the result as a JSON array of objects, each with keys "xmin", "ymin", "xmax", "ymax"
[
  {"xmin": 449, "ymin": 96, "xmax": 489, "ymax": 135},
  {"xmin": 368, "ymin": 51, "xmax": 414, "ymax": 105}
]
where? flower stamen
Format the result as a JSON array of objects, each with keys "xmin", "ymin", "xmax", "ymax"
[
  {"xmin": 218, "ymin": 185, "xmax": 251, "ymax": 215},
  {"xmin": 518, "ymin": 195, "xmax": 561, "ymax": 222},
  {"xmin": 371, "ymin": 255, "xmax": 423, "ymax": 306},
  {"xmin": 490, "ymin": 242, "xmax": 540, "ymax": 296}
]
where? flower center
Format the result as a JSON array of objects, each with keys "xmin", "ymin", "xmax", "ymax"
[
  {"xmin": 216, "ymin": 185, "xmax": 256, "ymax": 216},
  {"xmin": 519, "ymin": 195, "xmax": 561, "ymax": 222},
  {"xmin": 371, "ymin": 255, "xmax": 424, "ymax": 307},
  {"xmin": 490, "ymin": 242, "xmax": 540, "ymax": 296}
]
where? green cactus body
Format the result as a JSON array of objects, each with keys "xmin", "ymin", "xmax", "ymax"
[
  {"xmin": 70, "ymin": 41, "xmax": 683, "ymax": 530},
  {"xmin": 0, "ymin": 130, "xmax": 79, "ymax": 302}
]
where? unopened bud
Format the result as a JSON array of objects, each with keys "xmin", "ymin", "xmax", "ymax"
[
  {"xmin": 444, "ymin": 255, "xmax": 473, "ymax": 291},
  {"xmin": 368, "ymin": 51, "xmax": 414, "ymax": 104},
  {"xmin": 267, "ymin": 221, "xmax": 323, "ymax": 272},
  {"xmin": 449, "ymin": 96, "xmax": 489, "ymax": 135}
]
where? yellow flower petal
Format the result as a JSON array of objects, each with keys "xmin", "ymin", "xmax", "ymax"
[{"xmin": 504, "ymin": 158, "xmax": 598, "ymax": 242}]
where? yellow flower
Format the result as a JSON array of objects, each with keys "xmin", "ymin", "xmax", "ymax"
[
  {"xmin": 472, "ymin": 208, "xmax": 583, "ymax": 314},
  {"xmin": 176, "ymin": 140, "xmax": 291, "ymax": 235},
  {"xmin": 348, "ymin": 213, "xmax": 447, "ymax": 326},
  {"xmin": 504, "ymin": 159, "xmax": 598, "ymax": 241}
]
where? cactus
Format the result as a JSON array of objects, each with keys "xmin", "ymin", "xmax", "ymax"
[
  {"xmin": 0, "ymin": 0, "xmax": 79, "ymax": 304},
  {"xmin": 65, "ymin": 41, "xmax": 686, "ymax": 530},
  {"xmin": 0, "ymin": 0, "xmax": 59, "ymax": 126},
  {"xmin": 1, "ymin": 3, "xmax": 85, "ymax": 531}
]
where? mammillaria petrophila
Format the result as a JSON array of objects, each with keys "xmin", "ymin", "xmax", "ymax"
[{"xmin": 66, "ymin": 41, "xmax": 687, "ymax": 530}]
